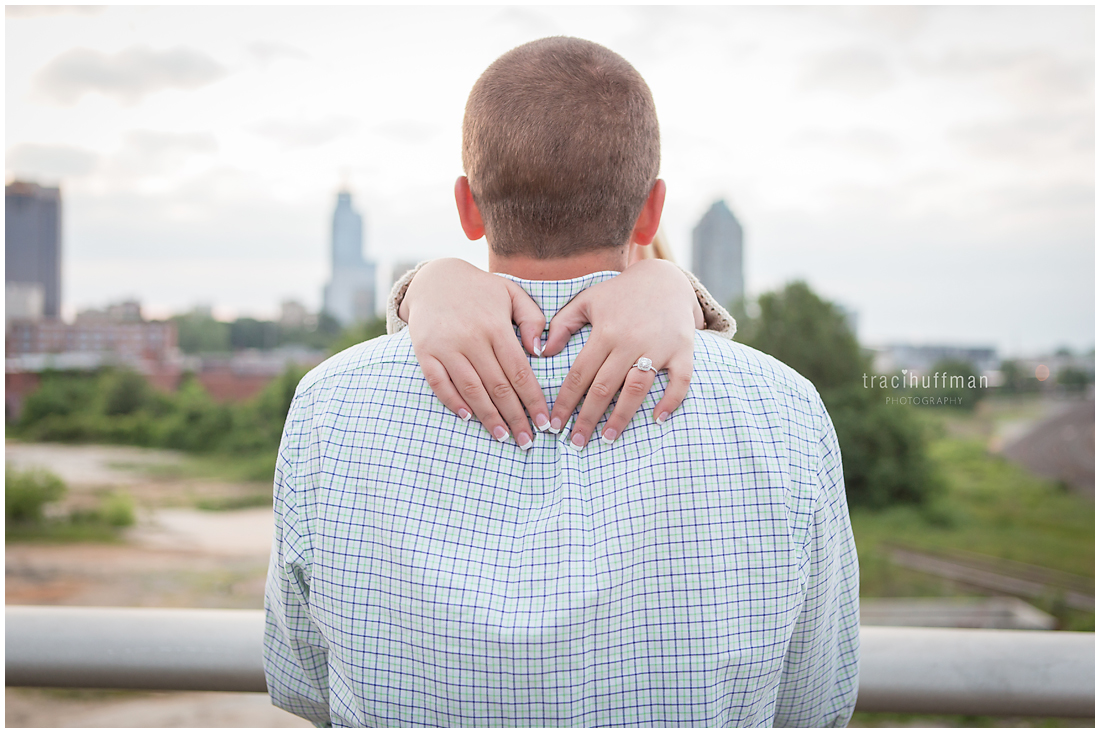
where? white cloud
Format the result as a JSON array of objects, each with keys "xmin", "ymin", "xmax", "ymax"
[
  {"xmin": 826, "ymin": 6, "xmax": 931, "ymax": 42},
  {"xmin": 6, "ymin": 6, "xmax": 104, "ymax": 19},
  {"xmin": 6, "ymin": 143, "xmax": 99, "ymax": 181},
  {"xmin": 800, "ymin": 47, "xmax": 895, "ymax": 97},
  {"xmin": 246, "ymin": 40, "xmax": 308, "ymax": 67},
  {"xmin": 916, "ymin": 49, "xmax": 1093, "ymax": 111},
  {"xmin": 113, "ymin": 130, "xmax": 219, "ymax": 176},
  {"xmin": 791, "ymin": 128, "xmax": 901, "ymax": 160},
  {"xmin": 950, "ymin": 113, "xmax": 1093, "ymax": 166},
  {"xmin": 371, "ymin": 121, "xmax": 439, "ymax": 146},
  {"xmin": 32, "ymin": 45, "xmax": 228, "ymax": 105},
  {"xmin": 251, "ymin": 117, "xmax": 359, "ymax": 148}
]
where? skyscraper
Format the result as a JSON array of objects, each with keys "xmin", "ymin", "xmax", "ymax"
[
  {"xmin": 323, "ymin": 190, "xmax": 377, "ymax": 326},
  {"xmin": 6, "ymin": 181, "xmax": 62, "ymax": 319},
  {"xmin": 691, "ymin": 200, "xmax": 744, "ymax": 310}
]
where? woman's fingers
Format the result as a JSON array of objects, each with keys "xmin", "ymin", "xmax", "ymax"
[
  {"xmin": 401, "ymin": 259, "xmax": 550, "ymax": 447},
  {"xmin": 425, "ymin": 341, "xmax": 545, "ymax": 449},
  {"xmin": 463, "ymin": 340, "xmax": 542, "ymax": 449},
  {"xmin": 418, "ymin": 355, "xmax": 474, "ymax": 422},
  {"xmin": 597, "ymin": 361, "xmax": 660, "ymax": 444},
  {"xmin": 505, "ymin": 280, "xmax": 548, "ymax": 358},
  {"xmin": 547, "ymin": 331, "xmax": 612, "ymax": 433},
  {"xmin": 542, "ymin": 292, "xmax": 591, "ymax": 357},
  {"xmin": 546, "ymin": 259, "xmax": 701, "ymax": 447},
  {"xmin": 488, "ymin": 332, "xmax": 550, "ymax": 436},
  {"xmin": 432, "ymin": 354, "xmax": 510, "ymax": 439},
  {"xmin": 567, "ymin": 353, "xmax": 654, "ymax": 450},
  {"xmin": 652, "ymin": 350, "xmax": 693, "ymax": 424}
]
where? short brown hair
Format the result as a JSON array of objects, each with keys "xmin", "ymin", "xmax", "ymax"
[{"xmin": 462, "ymin": 37, "xmax": 660, "ymax": 259}]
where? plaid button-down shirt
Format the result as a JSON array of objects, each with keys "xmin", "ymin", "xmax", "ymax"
[{"xmin": 264, "ymin": 271, "xmax": 860, "ymax": 727}]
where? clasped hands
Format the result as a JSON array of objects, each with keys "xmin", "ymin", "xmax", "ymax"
[{"xmin": 399, "ymin": 257, "xmax": 704, "ymax": 450}]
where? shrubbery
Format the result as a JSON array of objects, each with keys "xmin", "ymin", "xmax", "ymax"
[
  {"xmin": 6, "ymin": 464, "xmax": 67, "ymax": 523},
  {"xmin": 734, "ymin": 281, "xmax": 944, "ymax": 510},
  {"xmin": 14, "ymin": 365, "xmax": 308, "ymax": 458},
  {"xmin": 5, "ymin": 465, "xmax": 135, "ymax": 541}
]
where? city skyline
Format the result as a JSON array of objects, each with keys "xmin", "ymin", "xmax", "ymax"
[{"xmin": 5, "ymin": 6, "xmax": 1094, "ymax": 355}]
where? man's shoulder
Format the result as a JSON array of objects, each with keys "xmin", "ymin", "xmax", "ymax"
[
  {"xmin": 295, "ymin": 331, "xmax": 416, "ymax": 399},
  {"xmin": 692, "ymin": 331, "xmax": 825, "ymax": 416}
]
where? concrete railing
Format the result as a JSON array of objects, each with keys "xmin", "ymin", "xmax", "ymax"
[{"xmin": 6, "ymin": 606, "xmax": 1095, "ymax": 718}]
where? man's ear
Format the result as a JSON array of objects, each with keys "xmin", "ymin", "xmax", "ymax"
[
  {"xmin": 454, "ymin": 176, "xmax": 485, "ymax": 241},
  {"xmin": 630, "ymin": 179, "xmax": 666, "ymax": 246}
]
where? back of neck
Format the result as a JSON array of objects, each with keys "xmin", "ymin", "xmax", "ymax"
[{"xmin": 488, "ymin": 247, "xmax": 628, "ymax": 280}]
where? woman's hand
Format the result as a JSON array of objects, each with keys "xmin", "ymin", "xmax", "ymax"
[
  {"xmin": 541, "ymin": 258, "xmax": 704, "ymax": 449},
  {"xmin": 399, "ymin": 257, "xmax": 704, "ymax": 451},
  {"xmin": 400, "ymin": 258, "xmax": 549, "ymax": 449}
]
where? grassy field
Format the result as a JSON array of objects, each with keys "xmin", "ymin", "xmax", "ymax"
[{"xmin": 851, "ymin": 397, "xmax": 1094, "ymax": 631}]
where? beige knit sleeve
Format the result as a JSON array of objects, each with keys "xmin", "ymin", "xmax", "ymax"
[
  {"xmin": 678, "ymin": 265, "xmax": 737, "ymax": 339},
  {"xmin": 386, "ymin": 260, "xmax": 429, "ymax": 335}
]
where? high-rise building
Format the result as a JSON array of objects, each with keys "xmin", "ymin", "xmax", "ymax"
[
  {"xmin": 691, "ymin": 200, "xmax": 744, "ymax": 310},
  {"xmin": 6, "ymin": 181, "xmax": 62, "ymax": 319},
  {"xmin": 322, "ymin": 190, "xmax": 377, "ymax": 326}
]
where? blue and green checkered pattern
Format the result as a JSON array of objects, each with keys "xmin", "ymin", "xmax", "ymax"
[{"xmin": 264, "ymin": 271, "xmax": 860, "ymax": 727}]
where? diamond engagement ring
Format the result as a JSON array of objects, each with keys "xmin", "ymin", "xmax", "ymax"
[{"xmin": 632, "ymin": 357, "xmax": 657, "ymax": 373}]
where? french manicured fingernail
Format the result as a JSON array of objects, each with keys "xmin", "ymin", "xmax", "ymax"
[
  {"xmin": 517, "ymin": 432, "xmax": 534, "ymax": 450},
  {"xmin": 656, "ymin": 412, "xmax": 670, "ymax": 425},
  {"xmin": 458, "ymin": 408, "xmax": 471, "ymax": 421},
  {"xmin": 493, "ymin": 426, "xmax": 509, "ymax": 442},
  {"xmin": 533, "ymin": 336, "xmax": 543, "ymax": 357},
  {"xmin": 549, "ymin": 417, "xmax": 563, "ymax": 434},
  {"xmin": 535, "ymin": 414, "xmax": 551, "ymax": 431},
  {"xmin": 569, "ymin": 432, "xmax": 585, "ymax": 451},
  {"xmin": 600, "ymin": 428, "xmax": 618, "ymax": 444}
]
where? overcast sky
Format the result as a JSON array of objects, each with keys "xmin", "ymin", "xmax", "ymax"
[{"xmin": 5, "ymin": 5, "xmax": 1094, "ymax": 356}]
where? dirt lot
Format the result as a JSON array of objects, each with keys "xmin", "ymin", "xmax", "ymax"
[{"xmin": 5, "ymin": 441, "xmax": 309, "ymax": 728}]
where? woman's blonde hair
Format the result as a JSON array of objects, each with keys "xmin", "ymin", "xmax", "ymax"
[{"xmin": 635, "ymin": 229, "xmax": 675, "ymax": 263}]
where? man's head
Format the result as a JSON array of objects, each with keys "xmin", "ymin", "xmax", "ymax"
[{"xmin": 460, "ymin": 37, "xmax": 662, "ymax": 262}]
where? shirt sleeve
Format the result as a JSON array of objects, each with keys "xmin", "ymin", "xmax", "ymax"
[
  {"xmin": 263, "ymin": 394, "xmax": 332, "ymax": 727},
  {"xmin": 772, "ymin": 401, "xmax": 861, "ymax": 727}
]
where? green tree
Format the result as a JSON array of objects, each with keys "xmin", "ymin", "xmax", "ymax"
[
  {"xmin": 330, "ymin": 316, "xmax": 388, "ymax": 355},
  {"xmin": 18, "ymin": 370, "xmax": 98, "ymax": 427},
  {"xmin": 735, "ymin": 281, "xmax": 939, "ymax": 510},
  {"xmin": 279, "ymin": 312, "xmax": 344, "ymax": 351},
  {"xmin": 172, "ymin": 313, "xmax": 231, "ymax": 353},
  {"xmin": 734, "ymin": 282, "xmax": 867, "ymax": 392},
  {"xmin": 230, "ymin": 318, "xmax": 281, "ymax": 350},
  {"xmin": 227, "ymin": 366, "xmax": 309, "ymax": 452},
  {"xmin": 826, "ymin": 386, "xmax": 942, "ymax": 508},
  {"xmin": 1057, "ymin": 366, "xmax": 1093, "ymax": 392},
  {"xmin": 998, "ymin": 359, "xmax": 1040, "ymax": 394},
  {"xmin": 101, "ymin": 368, "xmax": 153, "ymax": 416},
  {"xmin": 154, "ymin": 373, "xmax": 234, "ymax": 452}
]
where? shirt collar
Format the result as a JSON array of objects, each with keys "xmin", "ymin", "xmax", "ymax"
[{"xmin": 493, "ymin": 271, "xmax": 620, "ymax": 322}]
